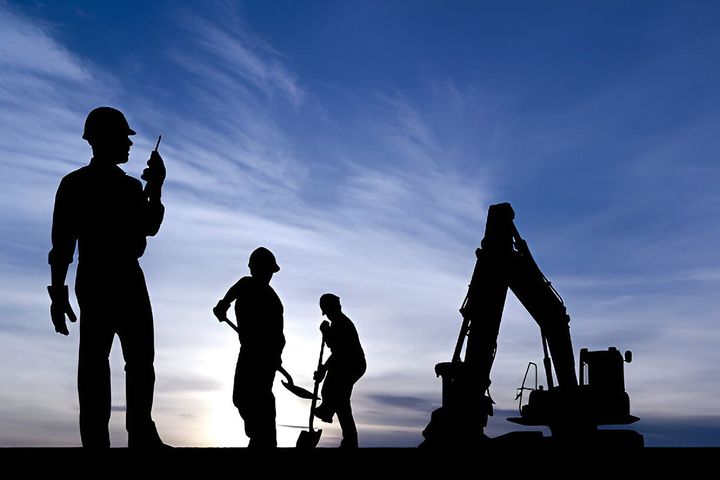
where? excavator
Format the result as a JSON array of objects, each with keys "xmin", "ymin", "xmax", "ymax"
[{"xmin": 421, "ymin": 203, "xmax": 643, "ymax": 447}]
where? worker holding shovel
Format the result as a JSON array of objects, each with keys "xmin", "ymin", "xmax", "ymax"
[
  {"xmin": 213, "ymin": 247, "xmax": 285, "ymax": 448},
  {"xmin": 313, "ymin": 293, "xmax": 366, "ymax": 448}
]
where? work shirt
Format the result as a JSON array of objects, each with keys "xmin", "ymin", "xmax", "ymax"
[
  {"xmin": 48, "ymin": 158, "xmax": 164, "ymax": 268},
  {"xmin": 324, "ymin": 313, "xmax": 366, "ymax": 372},
  {"xmin": 232, "ymin": 276, "xmax": 286, "ymax": 367}
]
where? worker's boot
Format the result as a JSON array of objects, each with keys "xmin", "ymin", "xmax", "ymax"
[
  {"xmin": 313, "ymin": 403, "xmax": 334, "ymax": 423},
  {"xmin": 339, "ymin": 436, "xmax": 358, "ymax": 448},
  {"xmin": 128, "ymin": 421, "xmax": 172, "ymax": 449}
]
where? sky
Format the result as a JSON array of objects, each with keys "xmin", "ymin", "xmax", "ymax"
[{"xmin": 1, "ymin": 0, "xmax": 719, "ymax": 447}]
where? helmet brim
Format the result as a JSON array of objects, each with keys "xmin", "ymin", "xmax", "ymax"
[{"xmin": 82, "ymin": 127, "xmax": 136, "ymax": 141}]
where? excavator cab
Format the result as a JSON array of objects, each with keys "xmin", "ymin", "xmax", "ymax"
[{"xmin": 509, "ymin": 347, "xmax": 639, "ymax": 434}]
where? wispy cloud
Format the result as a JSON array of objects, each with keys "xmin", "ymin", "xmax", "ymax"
[
  {"xmin": 367, "ymin": 394, "xmax": 435, "ymax": 411},
  {"xmin": 174, "ymin": 9, "xmax": 302, "ymax": 105},
  {"xmin": 0, "ymin": 7, "xmax": 90, "ymax": 82},
  {"xmin": 142, "ymin": 8, "xmax": 310, "ymax": 207}
]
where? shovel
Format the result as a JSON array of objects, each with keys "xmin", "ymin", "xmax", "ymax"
[
  {"xmin": 217, "ymin": 316, "xmax": 315, "ymax": 400},
  {"xmin": 296, "ymin": 337, "xmax": 325, "ymax": 448}
]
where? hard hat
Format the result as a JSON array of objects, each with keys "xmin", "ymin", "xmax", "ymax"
[
  {"xmin": 319, "ymin": 293, "xmax": 341, "ymax": 316},
  {"xmin": 248, "ymin": 247, "xmax": 280, "ymax": 273},
  {"xmin": 82, "ymin": 106, "xmax": 136, "ymax": 141}
]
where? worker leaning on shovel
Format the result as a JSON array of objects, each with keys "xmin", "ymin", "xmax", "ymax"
[
  {"xmin": 313, "ymin": 293, "xmax": 367, "ymax": 448},
  {"xmin": 213, "ymin": 247, "xmax": 285, "ymax": 448}
]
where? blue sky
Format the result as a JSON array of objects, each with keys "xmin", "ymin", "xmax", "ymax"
[{"xmin": 1, "ymin": 0, "xmax": 720, "ymax": 447}]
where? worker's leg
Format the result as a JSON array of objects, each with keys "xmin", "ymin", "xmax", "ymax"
[
  {"xmin": 233, "ymin": 354, "xmax": 256, "ymax": 440},
  {"xmin": 116, "ymin": 266, "xmax": 161, "ymax": 446},
  {"xmin": 336, "ymin": 393, "xmax": 358, "ymax": 448},
  {"xmin": 247, "ymin": 368, "xmax": 277, "ymax": 448},
  {"xmin": 234, "ymin": 357, "xmax": 277, "ymax": 447},
  {"xmin": 77, "ymin": 291, "xmax": 115, "ymax": 448},
  {"xmin": 315, "ymin": 369, "xmax": 340, "ymax": 422},
  {"xmin": 336, "ymin": 363, "xmax": 366, "ymax": 448}
]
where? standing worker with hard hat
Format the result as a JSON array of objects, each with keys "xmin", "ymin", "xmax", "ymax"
[
  {"xmin": 313, "ymin": 293, "xmax": 366, "ymax": 448},
  {"xmin": 213, "ymin": 247, "xmax": 286, "ymax": 448},
  {"xmin": 48, "ymin": 106, "xmax": 168, "ymax": 448}
]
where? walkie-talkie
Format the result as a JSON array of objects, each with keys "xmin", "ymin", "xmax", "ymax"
[{"xmin": 141, "ymin": 135, "xmax": 162, "ymax": 182}]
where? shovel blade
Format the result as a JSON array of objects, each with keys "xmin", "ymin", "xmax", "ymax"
[
  {"xmin": 296, "ymin": 428, "xmax": 322, "ymax": 449},
  {"xmin": 282, "ymin": 381, "xmax": 317, "ymax": 400}
]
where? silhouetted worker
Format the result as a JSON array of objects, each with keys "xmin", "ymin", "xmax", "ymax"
[
  {"xmin": 313, "ymin": 293, "xmax": 366, "ymax": 448},
  {"xmin": 48, "ymin": 106, "xmax": 168, "ymax": 448},
  {"xmin": 213, "ymin": 247, "xmax": 286, "ymax": 448}
]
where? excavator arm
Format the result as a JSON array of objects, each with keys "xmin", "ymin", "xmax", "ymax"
[{"xmin": 461, "ymin": 203, "xmax": 577, "ymax": 394}]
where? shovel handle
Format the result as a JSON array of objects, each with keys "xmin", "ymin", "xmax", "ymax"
[
  {"xmin": 220, "ymin": 316, "xmax": 239, "ymax": 333},
  {"xmin": 308, "ymin": 336, "xmax": 325, "ymax": 430}
]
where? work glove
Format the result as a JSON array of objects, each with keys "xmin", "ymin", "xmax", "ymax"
[
  {"xmin": 213, "ymin": 299, "xmax": 231, "ymax": 322},
  {"xmin": 314, "ymin": 364, "xmax": 327, "ymax": 382},
  {"xmin": 48, "ymin": 285, "xmax": 77, "ymax": 336},
  {"xmin": 141, "ymin": 151, "xmax": 166, "ymax": 201}
]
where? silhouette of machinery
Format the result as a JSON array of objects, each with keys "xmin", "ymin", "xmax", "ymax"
[{"xmin": 421, "ymin": 203, "xmax": 643, "ymax": 447}]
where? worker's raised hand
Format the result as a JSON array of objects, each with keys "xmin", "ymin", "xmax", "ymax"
[
  {"xmin": 142, "ymin": 151, "xmax": 166, "ymax": 184},
  {"xmin": 48, "ymin": 285, "xmax": 77, "ymax": 336},
  {"xmin": 319, "ymin": 320, "xmax": 330, "ymax": 333},
  {"xmin": 142, "ymin": 151, "xmax": 166, "ymax": 200},
  {"xmin": 313, "ymin": 364, "xmax": 327, "ymax": 382},
  {"xmin": 213, "ymin": 299, "xmax": 231, "ymax": 323}
]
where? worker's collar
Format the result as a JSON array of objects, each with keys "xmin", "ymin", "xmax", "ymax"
[{"xmin": 89, "ymin": 157, "xmax": 127, "ymax": 175}]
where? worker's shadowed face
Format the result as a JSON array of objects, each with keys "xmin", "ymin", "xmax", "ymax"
[
  {"xmin": 89, "ymin": 134, "xmax": 133, "ymax": 165},
  {"xmin": 322, "ymin": 303, "xmax": 342, "ymax": 319},
  {"xmin": 249, "ymin": 267, "xmax": 274, "ymax": 285}
]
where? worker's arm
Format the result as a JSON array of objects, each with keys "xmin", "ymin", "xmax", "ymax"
[
  {"xmin": 313, "ymin": 321, "xmax": 335, "ymax": 381},
  {"xmin": 144, "ymin": 197, "xmax": 165, "ymax": 237},
  {"xmin": 213, "ymin": 283, "xmax": 239, "ymax": 322},
  {"xmin": 257, "ymin": 292, "xmax": 285, "ymax": 370},
  {"xmin": 269, "ymin": 316, "xmax": 285, "ymax": 370},
  {"xmin": 319, "ymin": 320, "xmax": 337, "ymax": 348},
  {"xmin": 47, "ymin": 178, "xmax": 77, "ymax": 335},
  {"xmin": 142, "ymin": 151, "xmax": 165, "ymax": 236},
  {"xmin": 313, "ymin": 359, "xmax": 328, "ymax": 382}
]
